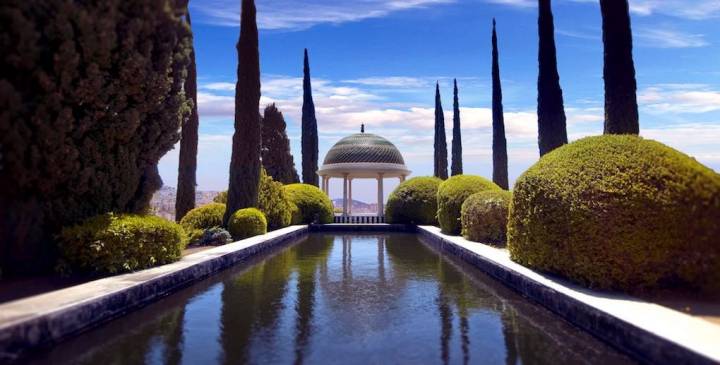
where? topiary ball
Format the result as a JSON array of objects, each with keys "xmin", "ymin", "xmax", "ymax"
[
  {"xmin": 258, "ymin": 169, "xmax": 293, "ymax": 230},
  {"xmin": 508, "ymin": 135, "xmax": 720, "ymax": 294},
  {"xmin": 461, "ymin": 190, "xmax": 512, "ymax": 245},
  {"xmin": 437, "ymin": 175, "xmax": 502, "ymax": 235},
  {"xmin": 283, "ymin": 184, "xmax": 334, "ymax": 224},
  {"xmin": 386, "ymin": 176, "xmax": 442, "ymax": 224},
  {"xmin": 228, "ymin": 208, "xmax": 267, "ymax": 240},
  {"xmin": 179, "ymin": 203, "xmax": 226, "ymax": 244},
  {"xmin": 58, "ymin": 213, "xmax": 187, "ymax": 275}
]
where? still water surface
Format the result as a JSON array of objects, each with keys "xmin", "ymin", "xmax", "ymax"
[{"xmin": 28, "ymin": 233, "xmax": 635, "ymax": 364}]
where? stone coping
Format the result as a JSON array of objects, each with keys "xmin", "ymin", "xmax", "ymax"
[
  {"xmin": 0, "ymin": 225, "xmax": 308, "ymax": 362},
  {"xmin": 417, "ymin": 225, "xmax": 720, "ymax": 365}
]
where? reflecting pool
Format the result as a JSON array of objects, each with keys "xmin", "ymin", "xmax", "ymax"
[{"xmin": 26, "ymin": 233, "xmax": 635, "ymax": 364}]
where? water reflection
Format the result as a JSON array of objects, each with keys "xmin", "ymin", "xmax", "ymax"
[{"xmin": 25, "ymin": 234, "xmax": 635, "ymax": 365}]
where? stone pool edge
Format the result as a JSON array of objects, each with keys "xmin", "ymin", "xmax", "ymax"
[
  {"xmin": 0, "ymin": 225, "xmax": 308, "ymax": 361},
  {"xmin": 417, "ymin": 225, "xmax": 720, "ymax": 365}
]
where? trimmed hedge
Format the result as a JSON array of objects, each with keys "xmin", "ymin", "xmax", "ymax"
[
  {"xmin": 179, "ymin": 203, "xmax": 226, "ymax": 244},
  {"xmin": 58, "ymin": 214, "xmax": 186, "ymax": 275},
  {"xmin": 228, "ymin": 208, "xmax": 267, "ymax": 240},
  {"xmin": 283, "ymin": 184, "xmax": 334, "ymax": 224},
  {"xmin": 437, "ymin": 175, "xmax": 502, "ymax": 234},
  {"xmin": 258, "ymin": 169, "xmax": 293, "ymax": 230},
  {"xmin": 461, "ymin": 190, "xmax": 512, "ymax": 245},
  {"xmin": 508, "ymin": 135, "xmax": 720, "ymax": 293},
  {"xmin": 386, "ymin": 176, "xmax": 442, "ymax": 224}
]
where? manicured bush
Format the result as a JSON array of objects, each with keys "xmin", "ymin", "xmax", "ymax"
[
  {"xmin": 258, "ymin": 169, "xmax": 293, "ymax": 230},
  {"xmin": 508, "ymin": 135, "xmax": 720, "ymax": 293},
  {"xmin": 179, "ymin": 203, "xmax": 226, "ymax": 244},
  {"xmin": 197, "ymin": 227, "xmax": 232, "ymax": 246},
  {"xmin": 461, "ymin": 190, "xmax": 512, "ymax": 245},
  {"xmin": 57, "ymin": 214, "xmax": 187, "ymax": 275},
  {"xmin": 283, "ymin": 184, "xmax": 334, "ymax": 224},
  {"xmin": 213, "ymin": 191, "xmax": 227, "ymax": 204},
  {"xmin": 228, "ymin": 208, "xmax": 267, "ymax": 240},
  {"xmin": 437, "ymin": 175, "xmax": 502, "ymax": 234},
  {"xmin": 386, "ymin": 177, "xmax": 442, "ymax": 224}
]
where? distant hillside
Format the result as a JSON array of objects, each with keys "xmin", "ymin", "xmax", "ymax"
[
  {"xmin": 331, "ymin": 199, "xmax": 379, "ymax": 214},
  {"xmin": 150, "ymin": 186, "xmax": 220, "ymax": 220}
]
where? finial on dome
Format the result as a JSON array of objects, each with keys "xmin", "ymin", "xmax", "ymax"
[{"xmin": 361, "ymin": 124, "xmax": 365, "ymax": 133}]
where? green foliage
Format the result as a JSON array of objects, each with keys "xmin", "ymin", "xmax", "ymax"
[
  {"xmin": 262, "ymin": 104, "xmax": 299, "ymax": 184},
  {"xmin": 214, "ymin": 191, "xmax": 227, "ymax": 204},
  {"xmin": 228, "ymin": 208, "xmax": 267, "ymax": 240},
  {"xmin": 437, "ymin": 175, "xmax": 501, "ymax": 235},
  {"xmin": 386, "ymin": 177, "xmax": 442, "ymax": 224},
  {"xmin": 461, "ymin": 190, "xmax": 512, "ymax": 245},
  {"xmin": 179, "ymin": 203, "xmax": 225, "ymax": 244},
  {"xmin": 57, "ymin": 214, "xmax": 187, "ymax": 275},
  {"xmin": 0, "ymin": 0, "xmax": 192, "ymax": 273},
  {"xmin": 258, "ymin": 169, "xmax": 293, "ymax": 230},
  {"xmin": 196, "ymin": 227, "xmax": 232, "ymax": 246},
  {"xmin": 284, "ymin": 184, "xmax": 334, "ymax": 224},
  {"xmin": 508, "ymin": 135, "xmax": 720, "ymax": 293}
]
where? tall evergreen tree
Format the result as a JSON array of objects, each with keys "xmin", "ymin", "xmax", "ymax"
[
  {"xmin": 301, "ymin": 49, "xmax": 319, "ymax": 186},
  {"xmin": 434, "ymin": 83, "xmax": 448, "ymax": 180},
  {"xmin": 262, "ymin": 104, "xmax": 300, "ymax": 184},
  {"xmin": 176, "ymin": 11, "xmax": 199, "ymax": 222},
  {"xmin": 537, "ymin": 0, "xmax": 568, "ymax": 156},
  {"xmin": 0, "ymin": 0, "xmax": 192, "ymax": 273},
  {"xmin": 600, "ymin": 0, "xmax": 639, "ymax": 134},
  {"xmin": 224, "ymin": 0, "xmax": 262, "ymax": 225},
  {"xmin": 451, "ymin": 79, "xmax": 463, "ymax": 176},
  {"xmin": 491, "ymin": 19, "xmax": 509, "ymax": 190}
]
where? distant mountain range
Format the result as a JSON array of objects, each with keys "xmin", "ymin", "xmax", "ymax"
[{"xmin": 331, "ymin": 199, "xmax": 378, "ymax": 214}]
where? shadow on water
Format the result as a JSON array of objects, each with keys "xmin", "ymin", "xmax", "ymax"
[{"xmin": 23, "ymin": 233, "xmax": 636, "ymax": 365}]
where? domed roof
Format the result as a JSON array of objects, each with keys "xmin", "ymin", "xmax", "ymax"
[{"xmin": 323, "ymin": 131, "xmax": 405, "ymax": 165}]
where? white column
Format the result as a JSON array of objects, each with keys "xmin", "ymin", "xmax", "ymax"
[
  {"xmin": 400, "ymin": 175, "xmax": 406, "ymax": 183},
  {"xmin": 342, "ymin": 174, "xmax": 349, "ymax": 216},
  {"xmin": 348, "ymin": 178, "xmax": 353, "ymax": 215},
  {"xmin": 377, "ymin": 173, "xmax": 384, "ymax": 217}
]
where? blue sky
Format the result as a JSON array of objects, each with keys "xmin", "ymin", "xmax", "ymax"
[{"xmin": 158, "ymin": 0, "xmax": 720, "ymax": 202}]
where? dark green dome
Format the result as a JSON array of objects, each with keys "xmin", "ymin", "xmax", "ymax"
[{"xmin": 323, "ymin": 132, "xmax": 405, "ymax": 165}]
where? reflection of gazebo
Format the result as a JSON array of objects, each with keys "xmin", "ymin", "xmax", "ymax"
[{"xmin": 318, "ymin": 125, "xmax": 411, "ymax": 217}]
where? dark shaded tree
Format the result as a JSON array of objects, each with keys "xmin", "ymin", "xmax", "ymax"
[
  {"xmin": 176, "ymin": 11, "xmax": 199, "ymax": 222},
  {"xmin": 262, "ymin": 104, "xmax": 299, "ymax": 184},
  {"xmin": 301, "ymin": 49, "xmax": 319, "ymax": 186},
  {"xmin": 0, "ymin": 0, "xmax": 192, "ymax": 274},
  {"xmin": 600, "ymin": 0, "xmax": 639, "ymax": 134},
  {"xmin": 224, "ymin": 0, "xmax": 261, "ymax": 225},
  {"xmin": 491, "ymin": 19, "xmax": 509, "ymax": 190},
  {"xmin": 434, "ymin": 83, "xmax": 448, "ymax": 180},
  {"xmin": 451, "ymin": 79, "xmax": 463, "ymax": 176},
  {"xmin": 537, "ymin": 0, "xmax": 568, "ymax": 156}
]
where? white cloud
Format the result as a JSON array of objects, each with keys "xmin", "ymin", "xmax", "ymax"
[
  {"xmin": 627, "ymin": 0, "xmax": 720, "ymax": 20},
  {"xmin": 485, "ymin": 0, "xmax": 536, "ymax": 8},
  {"xmin": 635, "ymin": 28, "xmax": 708, "ymax": 48},
  {"xmin": 639, "ymin": 84, "xmax": 720, "ymax": 114},
  {"xmin": 192, "ymin": 0, "xmax": 455, "ymax": 29},
  {"xmin": 343, "ymin": 76, "xmax": 431, "ymax": 88}
]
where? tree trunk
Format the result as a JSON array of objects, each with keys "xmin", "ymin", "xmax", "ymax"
[
  {"xmin": 434, "ymin": 83, "xmax": 448, "ymax": 180},
  {"xmin": 492, "ymin": 19, "xmax": 509, "ymax": 190},
  {"xmin": 600, "ymin": 0, "xmax": 639, "ymax": 134},
  {"xmin": 451, "ymin": 79, "xmax": 463, "ymax": 176},
  {"xmin": 301, "ymin": 49, "xmax": 319, "ymax": 186},
  {"xmin": 176, "ymin": 12, "xmax": 199, "ymax": 221},
  {"xmin": 224, "ymin": 0, "xmax": 262, "ymax": 225},
  {"xmin": 537, "ymin": 0, "xmax": 568, "ymax": 156}
]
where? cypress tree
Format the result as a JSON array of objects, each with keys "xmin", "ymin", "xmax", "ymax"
[
  {"xmin": 451, "ymin": 79, "xmax": 463, "ymax": 176},
  {"xmin": 434, "ymin": 83, "xmax": 448, "ymax": 180},
  {"xmin": 176, "ymin": 11, "xmax": 199, "ymax": 222},
  {"xmin": 224, "ymin": 0, "xmax": 262, "ymax": 225},
  {"xmin": 600, "ymin": 0, "xmax": 639, "ymax": 134},
  {"xmin": 0, "ymin": 0, "xmax": 192, "ymax": 273},
  {"xmin": 301, "ymin": 49, "xmax": 319, "ymax": 186},
  {"xmin": 491, "ymin": 19, "xmax": 509, "ymax": 190},
  {"xmin": 537, "ymin": 0, "xmax": 568, "ymax": 156},
  {"xmin": 262, "ymin": 104, "xmax": 300, "ymax": 184}
]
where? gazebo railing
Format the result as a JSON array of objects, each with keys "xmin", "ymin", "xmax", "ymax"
[{"xmin": 334, "ymin": 215, "xmax": 386, "ymax": 224}]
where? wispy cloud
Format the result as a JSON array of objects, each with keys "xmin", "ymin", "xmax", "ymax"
[
  {"xmin": 628, "ymin": 0, "xmax": 720, "ymax": 20},
  {"xmin": 342, "ymin": 76, "xmax": 431, "ymax": 89},
  {"xmin": 635, "ymin": 28, "xmax": 709, "ymax": 48},
  {"xmin": 192, "ymin": 0, "xmax": 455, "ymax": 29},
  {"xmin": 639, "ymin": 84, "xmax": 720, "ymax": 114}
]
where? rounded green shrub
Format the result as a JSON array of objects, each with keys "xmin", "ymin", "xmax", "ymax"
[
  {"xmin": 228, "ymin": 208, "xmax": 267, "ymax": 240},
  {"xmin": 179, "ymin": 203, "xmax": 226, "ymax": 243},
  {"xmin": 258, "ymin": 169, "xmax": 292, "ymax": 230},
  {"xmin": 283, "ymin": 184, "xmax": 334, "ymax": 224},
  {"xmin": 461, "ymin": 190, "xmax": 512, "ymax": 245},
  {"xmin": 58, "ymin": 214, "xmax": 187, "ymax": 275},
  {"xmin": 437, "ymin": 175, "xmax": 502, "ymax": 235},
  {"xmin": 386, "ymin": 176, "xmax": 442, "ymax": 224},
  {"xmin": 508, "ymin": 135, "xmax": 720, "ymax": 293}
]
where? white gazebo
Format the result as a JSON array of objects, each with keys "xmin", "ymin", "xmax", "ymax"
[{"xmin": 318, "ymin": 125, "xmax": 411, "ymax": 218}]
